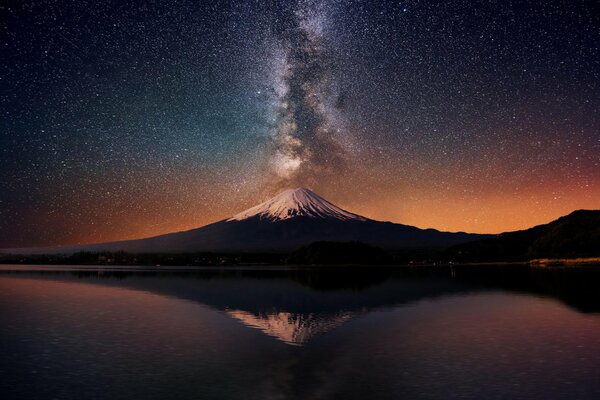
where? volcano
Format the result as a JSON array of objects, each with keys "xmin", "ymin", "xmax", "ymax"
[{"xmin": 4, "ymin": 188, "xmax": 490, "ymax": 254}]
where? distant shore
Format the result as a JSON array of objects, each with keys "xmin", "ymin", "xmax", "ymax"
[
  {"xmin": 529, "ymin": 258, "xmax": 600, "ymax": 267},
  {"xmin": 1, "ymin": 259, "xmax": 599, "ymax": 270}
]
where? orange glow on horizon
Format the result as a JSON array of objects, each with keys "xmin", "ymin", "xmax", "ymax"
[{"xmin": 35, "ymin": 183, "xmax": 599, "ymax": 248}]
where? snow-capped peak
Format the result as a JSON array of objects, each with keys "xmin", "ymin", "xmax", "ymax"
[{"xmin": 228, "ymin": 188, "xmax": 367, "ymax": 222}]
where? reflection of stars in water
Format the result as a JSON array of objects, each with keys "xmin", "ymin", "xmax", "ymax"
[{"xmin": 1, "ymin": 0, "xmax": 599, "ymax": 247}]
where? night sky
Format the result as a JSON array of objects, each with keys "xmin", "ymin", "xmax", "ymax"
[{"xmin": 1, "ymin": 0, "xmax": 599, "ymax": 248}]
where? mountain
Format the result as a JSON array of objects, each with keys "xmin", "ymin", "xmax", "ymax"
[
  {"xmin": 445, "ymin": 210, "xmax": 600, "ymax": 261},
  {"xmin": 3, "ymin": 188, "xmax": 490, "ymax": 255}
]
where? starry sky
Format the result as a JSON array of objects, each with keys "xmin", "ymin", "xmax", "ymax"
[{"xmin": 1, "ymin": 0, "xmax": 599, "ymax": 248}]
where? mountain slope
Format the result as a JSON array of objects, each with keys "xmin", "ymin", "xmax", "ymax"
[
  {"xmin": 3, "ymin": 188, "xmax": 490, "ymax": 254},
  {"xmin": 445, "ymin": 210, "xmax": 600, "ymax": 261}
]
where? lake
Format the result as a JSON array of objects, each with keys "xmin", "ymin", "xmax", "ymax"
[{"xmin": 1, "ymin": 265, "xmax": 600, "ymax": 400}]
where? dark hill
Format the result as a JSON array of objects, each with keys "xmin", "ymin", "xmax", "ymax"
[
  {"xmin": 287, "ymin": 241, "xmax": 393, "ymax": 265},
  {"xmin": 446, "ymin": 210, "xmax": 600, "ymax": 261}
]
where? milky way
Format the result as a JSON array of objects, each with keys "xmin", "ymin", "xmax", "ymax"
[
  {"xmin": 1, "ymin": 0, "xmax": 599, "ymax": 247},
  {"xmin": 267, "ymin": 0, "xmax": 350, "ymax": 189}
]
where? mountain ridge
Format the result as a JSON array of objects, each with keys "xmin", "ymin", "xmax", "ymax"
[
  {"xmin": 0, "ymin": 187, "xmax": 493, "ymax": 254},
  {"xmin": 445, "ymin": 209, "xmax": 600, "ymax": 261}
]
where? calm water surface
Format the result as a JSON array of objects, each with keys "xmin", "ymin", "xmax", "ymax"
[{"xmin": 1, "ymin": 265, "xmax": 600, "ymax": 400}]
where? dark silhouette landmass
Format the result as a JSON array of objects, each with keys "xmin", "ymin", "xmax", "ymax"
[
  {"xmin": 1, "ymin": 217, "xmax": 489, "ymax": 255},
  {"xmin": 287, "ymin": 241, "xmax": 393, "ymax": 265},
  {"xmin": 444, "ymin": 210, "xmax": 600, "ymax": 262},
  {"xmin": 1, "ymin": 210, "xmax": 598, "ymax": 266}
]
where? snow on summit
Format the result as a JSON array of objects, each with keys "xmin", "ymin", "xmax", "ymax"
[{"xmin": 228, "ymin": 188, "xmax": 367, "ymax": 222}]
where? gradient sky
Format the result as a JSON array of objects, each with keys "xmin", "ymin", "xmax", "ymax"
[{"xmin": 1, "ymin": 0, "xmax": 599, "ymax": 247}]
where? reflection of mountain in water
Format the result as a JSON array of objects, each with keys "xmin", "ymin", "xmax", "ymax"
[
  {"xmin": 227, "ymin": 310, "xmax": 355, "ymax": 346},
  {"xmin": 1, "ymin": 268, "xmax": 473, "ymax": 345},
  {"xmin": 3, "ymin": 266, "xmax": 600, "ymax": 345}
]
